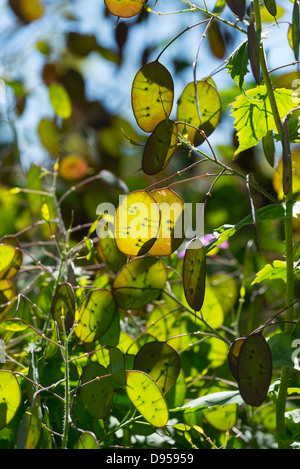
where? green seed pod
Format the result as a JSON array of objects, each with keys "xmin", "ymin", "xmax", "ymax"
[
  {"xmin": 247, "ymin": 22, "xmax": 260, "ymax": 85},
  {"xmin": 282, "ymin": 117, "xmax": 292, "ymax": 196},
  {"xmin": 263, "ymin": 0, "xmax": 277, "ymax": 17}
]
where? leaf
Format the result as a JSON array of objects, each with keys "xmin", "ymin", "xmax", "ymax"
[
  {"xmin": 263, "ymin": 0, "xmax": 277, "ymax": 17},
  {"xmin": 247, "ymin": 22, "xmax": 260, "ymax": 85},
  {"xmin": 213, "ymin": 0, "xmax": 226, "ymax": 15},
  {"xmin": 225, "ymin": 0, "xmax": 245, "ymax": 18},
  {"xmin": 49, "ymin": 83, "xmax": 72, "ymax": 119},
  {"xmin": 237, "ymin": 333, "xmax": 272, "ymax": 407},
  {"xmin": 112, "ymin": 256, "xmax": 168, "ymax": 310},
  {"xmin": 132, "ymin": 61, "xmax": 174, "ymax": 133},
  {"xmin": 0, "ymin": 370, "xmax": 22, "ymax": 430},
  {"xmin": 9, "ymin": 0, "xmax": 44, "ymax": 23},
  {"xmin": 147, "ymin": 188, "xmax": 185, "ymax": 257},
  {"xmin": 104, "ymin": 0, "xmax": 144, "ymax": 18},
  {"xmin": 37, "ymin": 118, "xmax": 60, "ymax": 155},
  {"xmin": 51, "ymin": 282, "xmax": 75, "ymax": 331},
  {"xmin": 226, "ymin": 40, "xmax": 249, "ymax": 91},
  {"xmin": 177, "ymin": 81, "xmax": 222, "ymax": 147},
  {"xmin": 142, "ymin": 119, "xmax": 178, "ymax": 175},
  {"xmin": 133, "ymin": 341, "xmax": 181, "ymax": 395},
  {"xmin": 41, "ymin": 201, "xmax": 50, "ymax": 222},
  {"xmin": 251, "ymin": 260, "xmax": 287, "ymax": 285},
  {"xmin": 268, "ymin": 333, "xmax": 296, "ymax": 369},
  {"xmin": 0, "ymin": 244, "xmax": 22, "ymax": 280},
  {"xmin": 230, "ymin": 85, "xmax": 300, "ymax": 156},
  {"xmin": 126, "ymin": 370, "xmax": 169, "ymax": 427},
  {"xmin": 0, "ymin": 318, "xmax": 29, "ymax": 332},
  {"xmin": 80, "ymin": 362, "xmax": 113, "ymax": 419},
  {"xmin": 59, "ymin": 155, "xmax": 89, "ymax": 180},
  {"xmin": 75, "ymin": 289, "xmax": 118, "ymax": 343},
  {"xmin": 172, "ymin": 390, "xmax": 245, "ymax": 413},
  {"xmin": 115, "ymin": 190, "xmax": 160, "ymax": 257},
  {"xmin": 183, "ymin": 238, "xmax": 206, "ymax": 311}
]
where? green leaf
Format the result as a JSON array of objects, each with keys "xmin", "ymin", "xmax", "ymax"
[
  {"xmin": 142, "ymin": 119, "xmax": 178, "ymax": 175},
  {"xmin": 112, "ymin": 256, "xmax": 168, "ymax": 310},
  {"xmin": 183, "ymin": 238, "xmax": 206, "ymax": 311},
  {"xmin": 172, "ymin": 390, "xmax": 245, "ymax": 413},
  {"xmin": 126, "ymin": 370, "xmax": 169, "ymax": 427},
  {"xmin": 75, "ymin": 289, "xmax": 118, "ymax": 343},
  {"xmin": 231, "ymin": 85, "xmax": 300, "ymax": 156},
  {"xmin": 132, "ymin": 61, "xmax": 174, "ymax": 133},
  {"xmin": 268, "ymin": 333, "xmax": 296, "ymax": 369},
  {"xmin": 80, "ymin": 362, "xmax": 113, "ymax": 419},
  {"xmin": 177, "ymin": 81, "xmax": 222, "ymax": 147},
  {"xmin": 51, "ymin": 282, "xmax": 75, "ymax": 331},
  {"xmin": 49, "ymin": 83, "xmax": 72, "ymax": 119},
  {"xmin": 133, "ymin": 341, "xmax": 181, "ymax": 395},
  {"xmin": 251, "ymin": 260, "xmax": 287, "ymax": 285},
  {"xmin": 104, "ymin": 0, "xmax": 144, "ymax": 18},
  {"xmin": 226, "ymin": 40, "xmax": 249, "ymax": 90},
  {"xmin": 0, "ymin": 318, "xmax": 29, "ymax": 332},
  {"xmin": 0, "ymin": 371, "xmax": 22, "ymax": 430},
  {"xmin": 109, "ymin": 346, "xmax": 126, "ymax": 386},
  {"xmin": 76, "ymin": 432, "xmax": 99, "ymax": 449}
]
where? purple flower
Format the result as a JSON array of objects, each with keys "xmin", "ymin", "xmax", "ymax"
[{"xmin": 177, "ymin": 234, "xmax": 229, "ymax": 258}]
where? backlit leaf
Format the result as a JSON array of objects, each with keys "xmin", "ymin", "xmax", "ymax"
[
  {"xmin": 228, "ymin": 337, "xmax": 246, "ymax": 381},
  {"xmin": 183, "ymin": 238, "xmax": 206, "ymax": 311},
  {"xmin": 80, "ymin": 362, "xmax": 113, "ymax": 419},
  {"xmin": 0, "ymin": 244, "xmax": 22, "ymax": 280},
  {"xmin": 132, "ymin": 61, "xmax": 174, "ymax": 133},
  {"xmin": 109, "ymin": 346, "xmax": 126, "ymax": 385},
  {"xmin": 9, "ymin": 0, "xmax": 44, "ymax": 23},
  {"xmin": 226, "ymin": 40, "xmax": 249, "ymax": 91},
  {"xmin": 237, "ymin": 333, "xmax": 272, "ymax": 407},
  {"xmin": 177, "ymin": 81, "xmax": 222, "ymax": 147},
  {"xmin": 133, "ymin": 341, "xmax": 180, "ymax": 395},
  {"xmin": 115, "ymin": 190, "xmax": 160, "ymax": 257},
  {"xmin": 126, "ymin": 370, "xmax": 169, "ymax": 427},
  {"xmin": 147, "ymin": 188, "xmax": 185, "ymax": 257},
  {"xmin": 142, "ymin": 119, "xmax": 178, "ymax": 175},
  {"xmin": 225, "ymin": 0, "xmax": 245, "ymax": 18},
  {"xmin": 0, "ymin": 370, "xmax": 22, "ymax": 430},
  {"xmin": 112, "ymin": 256, "xmax": 167, "ymax": 310},
  {"xmin": 51, "ymin": 282, "xmax": 75, "ymax": 331},
  {"xmin": 49, "ymin": 83, "xmax": 72, "ymax": 119},
  {"xmin": 105, "ymin": 0, "xmax": 144, "ymax": 18},
  {"xmin": 75, "ymin": 289, "xmax": 118, "ymax": 343},
  {"xmin": 76, "ymin": 432, "xmax": 99, "ymax": 449}
]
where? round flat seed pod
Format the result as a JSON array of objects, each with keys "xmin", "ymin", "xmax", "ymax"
[
  {"xmin": 183, "ymin": 238, "xmax": 206, "ymax": 311},
  {"xmin": 142, "ymin": 119, "xmax": 178, "ymax": 175},
  {"xmin": 0, "ymin": 370, "xmax": 22, "ymax": 430},
  {"xmin": 177, "ymin": 81, "xmax": 221, "ymax": 147},
  {"xmin": 225, "ymin": 0, "xmax": 245, "ymax": 18},
  {"xmin": 264, "ymin": 0, "xmax": 277, "ymax": 17},
  {"xmin": 126, "ymin": 370, "xmax": 169, "ymax": 427},
  {"xmin": 109, "ymin": 346, "xmax": 126, "ymax": 386},
  {"xmin": 112, "ymin": 256, "xmax": 168, "ymax": 310},
  {"xmin": 133, "ymin": 341, "xmax": 180, "ymax": 395},
  {"xmin": 228, "ymin": 337, "xmax": 246, "ymax": 381},
  {"xmin": 132, "ymin": 61, "xmax": 174, "ymax": 133},
  {"xmin": 75, "ymin": 289, "xmax": 118, "ymax": 343},
  {"xmin": 80, "ymin": 362, "xmax": 113, "ymax": 419},
  {"xmin": 104, "ymin": 0, "xmax": 144, "ymax": 18},
  {"xmin": 51, "ymin": 282, "xmax": 75, "ymax": 331},
  {"xmin": 237, "ymin": 333, "xmax": 272, "ymax": 407},
  {"xmin": 115, "ymin": 190, "xmax": 160, "ymax": 257},
  {"xmin": 0, "ymin": 244, "xmax": 22, "ymax": 280},
  {"xmin": 147, "ymin": 188, "xmax": 185, "ymax": 257}
]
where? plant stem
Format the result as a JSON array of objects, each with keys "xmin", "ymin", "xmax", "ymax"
[{"xmin": 61, "ymin": 333, "xmax": 70, "ymax": 449}]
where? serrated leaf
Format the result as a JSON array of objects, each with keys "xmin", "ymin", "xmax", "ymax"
[
  {"xmin": 104, "ymin": 0, "xmax": 144, "ymax": 18},
  {"xmin": 112, "ymin": 256, "xmax": 168, "ymax": 310},
  {"xmin": 251, "ymin": 260, "xmax": 287, "ymax": 285},
  {"xmin": 231, "ymin": 85, "xmax": 300, "ymax": 156},
  {"xmin": 226, "ymin": 40, "xmax": 249, "ymax": 90},
  {"xmin": 126, "ymin": 370, "xmax": 169, "ymax": 427},
  {"xmin": 177, "ymin": 81, "xmax": 221, "ymax": 147},
  {"xmin": 132, "ymin": 61, "xmax": 174, "ymax": 133}
]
